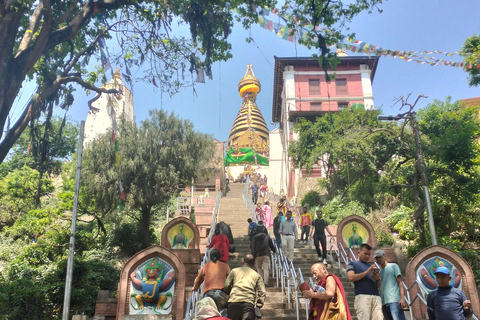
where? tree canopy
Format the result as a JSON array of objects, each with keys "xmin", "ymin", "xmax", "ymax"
[
  {"xmin": 289, "ymin": 98, "xmax": 480, "ymax": 246},
  {"xmin": 0, "ymin": 0, "xmax": 386, "ymax": 164},
  {"xmin": 461, "ymin": 34, "xmax": 480, "ymax": 87},
  {"xmin": 82, "ymin": 109, "xmax": 215, "ymax": 247}
]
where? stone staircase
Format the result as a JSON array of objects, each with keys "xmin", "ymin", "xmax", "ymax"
[{"xmin": 217, "ymin": 183, "xmax": 358, "ymax": 320}]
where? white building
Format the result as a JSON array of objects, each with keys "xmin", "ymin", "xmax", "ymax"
[{"xmin": 84, "ymin": 67, "xmax": 134, "ymax": 147}]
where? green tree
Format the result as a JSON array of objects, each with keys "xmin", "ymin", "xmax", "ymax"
[
  {"xmin": 417, "ymin": 98, "xmax": 480, "ymax": 238},
  {"xmin": 0, "ymin": 166, "xmax": 54, "ymax": 228},
  {"xmin": 289, "ymin": 108, "xmax": 399, "ymax": 206},
  {"xmin": 0, "ymin": 0, "xmax": 386, "ymax": 164},
  {"xmin": 289, "ymin": 98, "xmax": 480, "ymax": 246},
  {"xmin": 461, "ymin": 34, "xmax": 480, "ymax": 86},
  {"xmin": 83, "ymin": 109, "xmax": 215, "ymax": 248}
]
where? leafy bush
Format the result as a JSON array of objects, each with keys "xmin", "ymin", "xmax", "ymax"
[
  {"xmin": 113, "ymin": 222, "xmax": 157, "ymax": 256},
  {"xmin": 377, "ymin": 231, "xmax": 395, "ymax": 247},
  {"xmin": 322, "ymin": 197, "xmax": 365, "ymax": 225},
  {"xmin": 386, "ymin": 206, "xmax": 416, "ymax": 240},
  {"xmin": 300, "ymin": 190, "xmax": 322, "ymax": 209}
]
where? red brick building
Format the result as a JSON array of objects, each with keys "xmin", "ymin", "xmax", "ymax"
[{"xmin": 268, "ymin": 55, "xmax": 380, "ymax": 198}]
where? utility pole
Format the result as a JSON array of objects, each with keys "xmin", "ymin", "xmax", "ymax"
[
  {"xmin": 62, "ymin": 121, "xmax": 85, "ymax": 320},
  {"xmin": 378, "ymin": 108, "xmax": 437, "ymax": 245}
]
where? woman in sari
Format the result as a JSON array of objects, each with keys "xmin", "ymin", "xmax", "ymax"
[
  {"xmin": 302, "ymin": 263, "xmax": 352, "ymax": 320},
  {"xmin": 262, "ymin": 200, "xmax": 273, "ymax": 228}
]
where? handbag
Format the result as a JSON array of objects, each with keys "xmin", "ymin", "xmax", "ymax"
[
  {"xmin": 229, "ymin": 244, "xmax": 236, "ymax": 253},
  {"xmin": 254, "ymin": 307, "xmax": 262, "ymax": 319},
  {"xmin": 212, "ymin": 289, "xmax": 229, "ymax": 309}
]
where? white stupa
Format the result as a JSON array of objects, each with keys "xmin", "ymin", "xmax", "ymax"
[{"xmin": 83, "ymin": 67, "xmax": 134, "ymax": 147}]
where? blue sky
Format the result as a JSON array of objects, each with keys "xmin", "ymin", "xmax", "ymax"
[{"xmin": 11, "ymin": 0, "xmax": 480, "ymax": 143}]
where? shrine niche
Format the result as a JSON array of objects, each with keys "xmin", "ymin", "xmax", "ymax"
[
  {"xmin": 160, "ymin": 216, "xmax": 201, "ymax": 287},
  {"xmin": 130, "ymin": 257, "xmax": 175, "ymax": 314},
  {"xmin": 405, "ymin": 245, "xmax": 480, "ymax": 320},
  {"xmin": 117, "ymin": 245, "xmax": 186, "ymax": 320},
  {"xmin": 337, "ymin": 215, "xmax": 377, "ymax": 249},
  {"xmin": 161, "ymin": 216, "xmax": 199, "ymax": 250}
]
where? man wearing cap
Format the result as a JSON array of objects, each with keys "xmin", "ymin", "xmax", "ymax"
[
  {"xmin": 426, "ymin": 266, "xmax": 472, "ymax": 320},
  {"xmin": 346, "ymin": 243, "xmax": 382, "ymax": 320},
  {"xmin": 374, "ymin": 249, "xmax": 407, "ymax": 320}
]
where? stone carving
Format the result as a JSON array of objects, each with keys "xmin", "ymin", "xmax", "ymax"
[
  {"xmin": 343, "ymin": 223, "xmax": 368, "ymax": 248},
  {"xmin": 405, "ymin": 245, "xmax": 480, "ymax": 320},
  {"xmin": 417, "ymin": 256, "xmax": 462, "ymax": 294},
  {"xmin": 337, "ymin": 215, "xmax": 377, "ymax": 250},
  {"xmin": 129, "ymin": 257, "xmax": 176, "ymax": 314},
  {"xmin": 167, "ymin": 223, "xmax": 193, "ymax": 249}
]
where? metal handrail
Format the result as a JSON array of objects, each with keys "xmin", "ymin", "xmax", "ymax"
[
  {"xmin": 184, "ymin": 191, "xmax": 222, "ymax": 320},
  {"xmin": 242, "ymin": 179, "xmax": 302, "ymax": 319}
]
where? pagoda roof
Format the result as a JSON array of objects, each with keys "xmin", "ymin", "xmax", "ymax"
[{"xmin": 272, "ymin": 55, "xmax": 380, "ymax": 122}]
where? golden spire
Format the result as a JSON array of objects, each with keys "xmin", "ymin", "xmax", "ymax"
[
  {"xmin": 113, "ymin": 66, "xmax": 122, "ymax": 80},
  {"xmin": 228, "ymin": 65, "xmax": 269, "ymax": 156}
]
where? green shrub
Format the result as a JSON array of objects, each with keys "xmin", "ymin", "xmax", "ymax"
[
  {"xmin": 386, "ymin": 206, "xmax": 417, "ymax": 240},
  {"xmin": 322, "ymin": 196, "xmax": 365, "ymax": 225},
  {"xmin": 300, "ymin": 190, "xmax": 322, "ymax": 209},
  {"xmin": 377, "ymin": 231, "xmax": 395, "ymax": 247},
  {"xmin": 113, "ymin": 222, "xmax": 157, "ymax": 256}
]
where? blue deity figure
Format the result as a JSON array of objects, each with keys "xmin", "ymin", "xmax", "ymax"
[
  {"xmin": 130, "ymin": 258, "xmax": 175, "ymax": 310},
  {"xmin": 418, "ymin": 257, "xmax": 461, "ymax": 291}
]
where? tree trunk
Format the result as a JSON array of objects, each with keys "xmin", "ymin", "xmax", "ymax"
[
  {"xmin": 411, "ymin": 173, "xmax": 426, "ymax": 246},
  {"xmin": 140, "ymin": 208, "xmax": 151, "ymax": 248}
]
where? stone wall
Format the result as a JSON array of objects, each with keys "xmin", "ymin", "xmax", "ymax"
[{"xmin": 296, "ymin": 176, "xmax": 327, "ymax": 205}]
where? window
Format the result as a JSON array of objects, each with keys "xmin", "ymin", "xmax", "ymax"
[
  {"xmin": 335, "ymin": 78, "xmax": 347, "ymax": 95},
  {"xmin": 309, "ymin": 79, "xmax": 320, "ymax": 95},
  {"xmin": 310, "ymin": 102, "xmax": 322, "ymax": 111},
  {"xmin": 338, "ymin": 102, "xmax": 349, "ymax": 111}
]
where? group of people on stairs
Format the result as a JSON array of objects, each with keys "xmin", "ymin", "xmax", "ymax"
[{"xmin": 194, "ymin": 188, "xmax": 474, "ymax": 320}]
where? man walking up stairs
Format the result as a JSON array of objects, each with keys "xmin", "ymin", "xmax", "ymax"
[{"xmin": 214, "ymin": 183, "xmax": 357, "ymax": 320}]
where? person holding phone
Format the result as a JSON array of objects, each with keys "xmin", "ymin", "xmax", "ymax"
[
  {"xmin": 346, "ymin": 243, "xmax": 382, "ymax": 320},
  {"xmin": 374, "ymin": 249, "xmax": 407, "ymax": 320}
]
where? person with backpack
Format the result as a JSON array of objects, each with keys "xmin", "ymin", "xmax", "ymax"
[
  {"xmin": 273, "ymin": 211, "xmax": 284, "ymax": 248},
  {"xmin": 208, "ymin": 228, "xmax": 230, "ymax": 263},
  {"xmin": 249, "ymin": 220, "xmax": 267, "ymax": 240}
]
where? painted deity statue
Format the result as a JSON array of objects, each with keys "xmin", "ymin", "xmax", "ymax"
[
  {"xmin": 418, "ymin": 258, "xmax": 462, "ymax": 291},
  {"xmin": 130, "ymin": 258, "xmax": 176, "ymax": 310},
  {"xmin": 348, "ymin": 224, "xmax": 363, "ymax": 248},
  {"xmin": 172, "ymin": 224, "xmax": 188, "ymax": 248}
]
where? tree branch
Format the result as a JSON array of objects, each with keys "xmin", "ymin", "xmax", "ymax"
[
  {"xmin": 16, "ymin": 1, "xmax": 45, "ymax": 54},
  {"xmin": 54, "ymin": 0, "xmax": 81, "ymax": 25},
  {"xmin": 59, "ymin": 75, "xmax": 119, "ymax": 94}
]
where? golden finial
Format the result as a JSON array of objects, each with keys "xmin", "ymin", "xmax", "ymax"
[
  {"xmin": 113, "ymin": 66, "xmax": 122, "ymax": 80},
  {"xmin": 238, "ymin": 65, "xmax": 261, "ymax": 96},
  {"xmin": 336, "ymin": 48, "xmax": 348, "ymax": 57}
]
